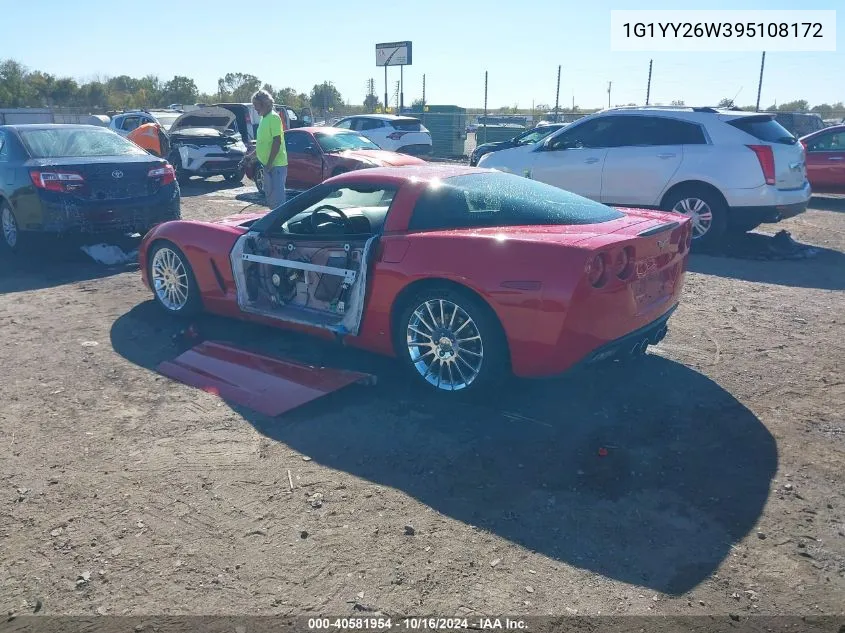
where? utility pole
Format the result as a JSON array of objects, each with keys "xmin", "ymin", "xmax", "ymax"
[
  {"xmin": 554, "ymin": 65, "xmax": 561, "ymax": 123},
  {"xmin": 607, "ymin": 81, "xmax": 612, "ymax": 108},
  {"xmin": 646, "ymin": 59, "xmax": 653, "ymax": 105},
  {"xmin": 483, "ymin": 70, "xmax": 488, "ymax": 144},
  {"xmin": 384, "ymin": 66, "xmax": 388, "ymax": 113},
  {"xmin": 394, "ymin": 81, "xmax": 400, "ymax": 109},
  {"xmin": 400, "ymin": 66, "xmax": 404, "ymax": 112},
  {"xmin": 756, "ymin": 51, "xmax": 766, "ymax": 111},
  {"xmin": 422, "ymin": 74, "xmax": 426, "ymax": 106}
]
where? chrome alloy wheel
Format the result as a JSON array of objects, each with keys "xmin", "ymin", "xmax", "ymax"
[
  {"xmin": 406, "ymin": 299, "xmax": 483, "ymax": 391},
  {"xmin": 672, "ymin": 197, "xmax": 713, "ymax": 239},
  {"xmin": 151, "ymin": 247, "xmax": 190, "ymax": 311},
  {"xmin": 2, "ymin": 207, "xmax": 18, "ymax": 248}
]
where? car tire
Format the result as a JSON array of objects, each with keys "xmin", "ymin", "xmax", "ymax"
[
  {"xmin": 662, "ymin": 186, "xmax": 727, "ymax": 248},
  {"xmin": 169, "ymin": 153, "xmax": 188, "ymax": 184},
  {"xmin": 254, "ymin": 164, "xmax": 265, "ymax": 194},
  {"xmin": 147, "ymin": 241, "xmax": 202, "ymax": 318},
  {"xmin": 0, "ymin": 201, "xmax": 22, "ymax": 255},
  {"xmin": 227, "ymin": 169, "xmax": 244, "ymax": 183},
  {"xmin": 395, "ymin": 285, "xmax": 508, "ymax": 393}
]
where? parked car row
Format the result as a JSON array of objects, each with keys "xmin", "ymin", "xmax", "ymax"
[{"xmin": 477, "ymin": 106, "xmax": 816, "ymax": 246}]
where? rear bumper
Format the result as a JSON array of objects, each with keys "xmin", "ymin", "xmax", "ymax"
[
  {"xmin": 725, "ymin": 181, "xmax": 811, "ymax": 225},
  {"xmin": 579, "ymin": 303, "xmax": 677, "ymax": 367},
  {"xmin": 728, "ymin": 200, "xmax": 809, "ymax": 226},
  {"xmin": 35, "ymin": 187, "xmax": 181, "ymax": 235}
]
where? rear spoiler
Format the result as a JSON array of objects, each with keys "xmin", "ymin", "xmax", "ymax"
[{"xmin": 638, "ymin": 221, "xmax": 680, "ymax": 237}]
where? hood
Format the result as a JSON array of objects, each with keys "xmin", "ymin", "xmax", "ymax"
[
  {"xmin": 340, "ymin": 149, "xmax": 426, "ymax": 167},
  {"xmin": 214, "ymin": 212, "xmax": 268, "ymax": 228},
  {"xmin": 169, "ymin": 106, "xmax": 236, "ymax": 133}
]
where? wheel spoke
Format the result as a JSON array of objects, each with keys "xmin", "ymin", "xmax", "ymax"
[
  {"xmin": 414, "ymin": 311, "xmax": 435, "ymax": 333},
  {"xmin": 457, "ymin": 335, "xmax": 481, "ymax": 343},
  {"xmin": 408, "ymin": 326, "xmax": 432, "ymax": 340},
  {"xmin": 425, "ymin": 301, "xmax": 439, "ymax": 327}
]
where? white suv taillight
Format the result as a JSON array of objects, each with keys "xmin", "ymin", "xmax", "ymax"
[{"xmin": 746, "ymin": 145, "xmax": 776, "ymax": 185}]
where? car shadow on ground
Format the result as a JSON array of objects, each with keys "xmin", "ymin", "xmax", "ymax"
[
  {"xmin": 810, "ymin": 195, "xmax": 845, "ymax": 213},
  {"xmin": 0, "ymin": 234, "xmax": 140, "ymax": 294},
  {"xmin": 688, "ymin": 232, "xmax": 845, "ymax": 291},
  {"xmin": 110, "ymin": 303, "xmax": 778, "ymax": 596}
]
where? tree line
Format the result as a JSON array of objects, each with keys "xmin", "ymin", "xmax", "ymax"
[{"xmin": 0, "ymin": 59, "xmax": 347, "ymax": 113}]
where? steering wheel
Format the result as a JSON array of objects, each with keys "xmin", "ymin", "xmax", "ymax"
[{"xmin": 309, "ymin": 204, "xmax": 355, "ymax": 234}]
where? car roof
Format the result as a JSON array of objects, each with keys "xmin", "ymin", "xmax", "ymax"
[
  {"xmin": 291, "ymin": 126, "xmax": 365, "ymax": 135},
  {"xmin": 332, "ymin": 164, "xmax": 484, "ymax": 183},
  {"xmin": 0, "ymin": 124, "xmax": 108, "ymax": 131},
  {"xmin": 343, "ymin": 114, "xmax": 418, "ymax": 120}
]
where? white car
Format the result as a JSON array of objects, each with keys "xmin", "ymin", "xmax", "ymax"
[
  {"xmin": 478, "ymin": 106, "xmax": 811, "ymax": 245},
  {"xmin": 110, "ymin": 110, "xmax": 182, "ymax": 135},
  {"xmin": 333, "ymin": 114, "xmax": 432, "ymax": 156},
  {"xmin": 166, "ymin": 106, "xmax": 247, "ymax": 182}
]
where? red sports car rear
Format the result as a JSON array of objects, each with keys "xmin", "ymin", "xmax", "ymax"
[{"xmin": 139, "ymin": 165, "xmax": 691, "ymax": 392}]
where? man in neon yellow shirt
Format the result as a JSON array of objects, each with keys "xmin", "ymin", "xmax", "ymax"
[{"xmin": 251, "ymin": 89, "xmax": 288, "ymax": 208}]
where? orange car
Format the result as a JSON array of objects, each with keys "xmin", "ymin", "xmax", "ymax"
[{"xmin": 127, "ymin": 122, "xmax": 170, "ymax": 158}]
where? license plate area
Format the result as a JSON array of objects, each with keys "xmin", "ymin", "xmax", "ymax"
[{"xmin": 632, "ymin": 264, "xmax": 678, "ymax": 313}]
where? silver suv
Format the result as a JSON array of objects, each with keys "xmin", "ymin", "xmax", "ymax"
[{"xmin": 478, "ymin": 106, "xmax": 810, "ymax": 246}]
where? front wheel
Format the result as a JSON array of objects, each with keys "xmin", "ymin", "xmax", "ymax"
[
  {"xmin": 148, "ymin": 241, "xmax": 202, "ymax": 317},
  {"xmin": 227, "ymin": 169, "xmax": 244, "ymax": 183},
  {"xmin": 396, "ymin": 286, "xmax": 507, "ymax": 392},
  {"xmin": 662, "ymin": 187, "xmax": 727, "ymax": 248}
]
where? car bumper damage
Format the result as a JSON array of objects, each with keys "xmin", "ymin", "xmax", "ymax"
[
  {"xmin": 580, "ymin": 303, "xmax": 678, "ymax": 366},
  {"xmin": 39, "ymin": 192, "xmax": 181, "ymax": 235}
]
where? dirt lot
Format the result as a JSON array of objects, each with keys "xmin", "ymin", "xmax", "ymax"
[{"xmin": 1, "ymin": 179, "xmax": 843, "ymax": 618}]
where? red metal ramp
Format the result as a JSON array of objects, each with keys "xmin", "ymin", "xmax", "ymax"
[{"xmin": 157, "ymin": 341, "xmax": 376, "ymax": 417}]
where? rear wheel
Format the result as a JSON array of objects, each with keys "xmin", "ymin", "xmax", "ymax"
[
  {"xmin": 227, "ymin": 169, "xmax": 244, "ymax": 183},
  {"xmin": 662, "ymin": 186, "xmax": 727, "ymax": 248},
  {"xmin": 148, "ymin": 241, "xmax": 202, "ymax": 317},
  {"xmin": 396, "ymin": 286, "xmax": 508, "ymax": 392},
  {"xmin": 1, "ymin": 202, "xmax": 20, "ymax": 254}
]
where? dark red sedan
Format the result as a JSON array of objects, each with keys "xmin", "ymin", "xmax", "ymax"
[
  {"xmin": 801, "ymin": 125, "xmax": 845, "ymax": 193},
  {"xmin": 139, "ymin": 165, "xmax": 691, "ymax": 392},
  {"xmin": 243, "ymin": 127, "xmax": 425, "ymax": 192}
]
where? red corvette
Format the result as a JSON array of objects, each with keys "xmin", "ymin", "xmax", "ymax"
[
  {"xmin": 242, "ymin": 127, "xmax": 425, "ymax": 192},
  {"xmin": 139, "ymin": 165, "xmax": 692, "ymax": 392}
]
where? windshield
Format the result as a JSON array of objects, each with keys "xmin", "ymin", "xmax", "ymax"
[
  {"xmin": 20, "ymin": 127, "xmax": 147, "ymax": 158},
  {"xmin": 315, "ymin": 131, "xmax": 380, "ymax": 152},
  {"xmin": 515, "ymin": 126, "xmax": 561, "ymax": 145},
  {"xmin": 408, "ymin": 172, "xmax": 624, "ymax": 231},
  {"xmin": 153, "ymin": 113, "xmax": 181, "ymax": 130}
]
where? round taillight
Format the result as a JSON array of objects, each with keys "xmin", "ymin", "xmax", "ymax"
[
  {"xmin": 614, "ymin": 247, "xmax": 634, "ymax": 279},
  {"xmin": 588, "ymin": 253, "xmax": 607, "ymax": 287}
]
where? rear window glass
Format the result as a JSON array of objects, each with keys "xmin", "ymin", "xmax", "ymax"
[
  {"xmin": 409, "ymin": 173, "xmax": 624, "ymax": 231},
  {"xmin": 19, "ymin": 127, "xmax": 146, "ymax": 158},
  {"xmin": 729, "ymin": 117, "xmax": 796, "ymax": 145},
  {"xmin": 391, "ymin": 118, "xmax": 422, "ymax": 132}
]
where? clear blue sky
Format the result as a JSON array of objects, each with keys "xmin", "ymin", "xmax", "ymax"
[{"xmin": 3, "ymin": 0, "xmax": 842, "ymax": 109}]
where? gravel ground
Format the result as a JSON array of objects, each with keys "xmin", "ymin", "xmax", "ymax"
[{"xmin": 1, "ymin": 179, "xmax": 843, "ymax": 618}]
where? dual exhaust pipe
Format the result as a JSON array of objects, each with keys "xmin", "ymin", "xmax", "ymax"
[{"xmin": 629, "ymin": 326, "xmax": 668, "ymax": 356}]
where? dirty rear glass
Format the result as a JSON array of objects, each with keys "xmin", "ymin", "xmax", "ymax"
[
  {"xmin": 729, "ymin": 117, "xmax": 797, "ymax": 145},
  {"xmin": 20, "ymin": 128, "xmax": 147, "ymax": 158},
  {"xmin": 408, "ymin": 172, "xmax": 624, "ymax": 231}
]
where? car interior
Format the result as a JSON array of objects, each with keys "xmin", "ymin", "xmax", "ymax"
[{"xmin": 231, "ymin": 185, "xmax": 396, "ymax": 331}]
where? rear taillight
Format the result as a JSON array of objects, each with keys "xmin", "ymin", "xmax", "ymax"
[
  {"xmin": 387, "ymin": 131, "xmax": 408, "ymax": 140},
  {"xmin": 747, "ymin": 144, "xmax": 776, "ymax": 185},
  {"xmin": 614, "ymin": 246, "xmax": 635, "ymax": 279},
  {"xmin": 587, "ymin": 253, "xmax": 608, "ymax": 288},
  {"xmin": 148, "ymin": 164, "xmax": 176, "ymax": 186},
  {"xmin": 29, "ymin": 170, "xmax": 85, "ymax": 192}
]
